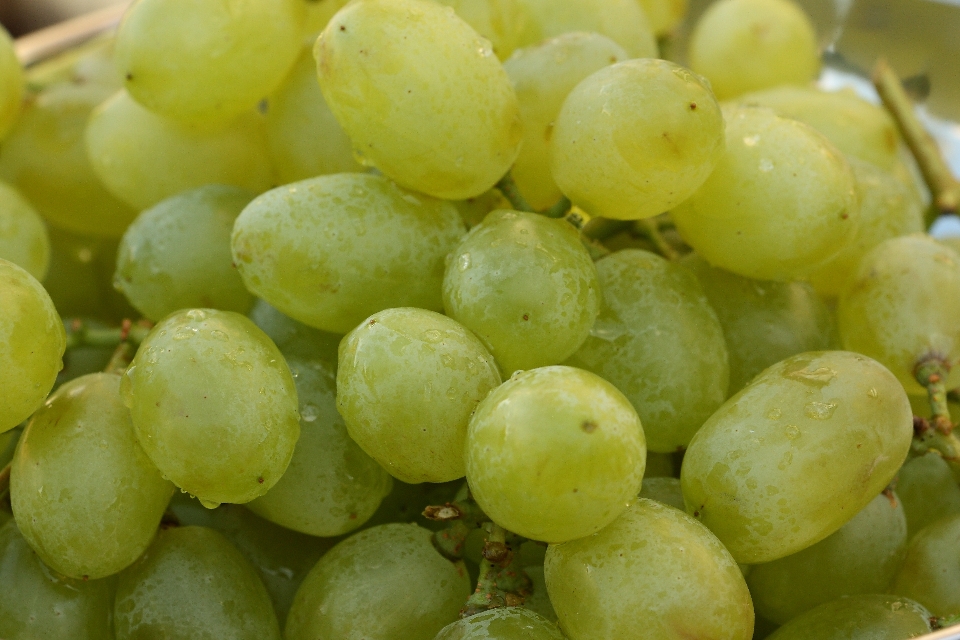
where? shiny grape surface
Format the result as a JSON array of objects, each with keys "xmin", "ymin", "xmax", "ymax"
[
  {"xmin": 765, "ymin": 594, "xmax": 932, "ymax": 640},
  {"xmin": 892, "ymin": 512, "xmax": 960, "ymax": 616},
  {"xmin": 0, "ymin": 26, "xmax": 22, "ymax": 140},
  {"xmin": 0, "ymin": 180, "xmax": 49, "ymax": 280},
  {"xmin": 434, "ymin": 606, "xmax": 565, "ymax": 639},
  {"xmin": 434, "ymin": 0, "xmax": 531, "ymax": 59}
]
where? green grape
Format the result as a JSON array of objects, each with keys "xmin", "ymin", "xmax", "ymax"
[
  {"xmin": 747, "ymin": 492, "xmax": 908, "ymax": 625},
  {"xmin": 737, "ymin": 86, "xmax": 902, "ymax": 171},
  {"xmin": 304, "ymin": 0, "xmax": 350, "ymax": 35},
  {"xmin": 0, "ymin": 521, "xmax": 114, "ymax": 640},
  {"xmin": 285, "ymin": 524, "xmax": 472, "ymax": 640},
  {"xmin": 233, "ymin": 173, "xmax": 465, "ymax": 334},
  {"xmin": 636, "ymin": 0, "xmax": 688, "ymax": 35},
  {"xmin": 514, "ymin": 0, "xmax": 657, "ymax": 58},
  {"xmin": 248, "ymin": 299, "xmax": 342, "ymax": 366},
  {"xmin": 315, "ymin": 0, "xmax": 522, "ymax": 200},
  {"xmin": 114, "ymin": 0, "xmax": 305, "ymax": 123},
  {"xmin": 0, "ymin": 26, "xmax": 22, "ymax": 140},
  {"xmin": 115, "ymin": 525, "xmax": 282, "ymax": 639},
  {"xmin": 0, "ymin": 426, "xmax": 17, "ymax": 468},
  {"xmin": 114, "ymin": 185, "xmax": 255, "ymax": 321},
  {"xmin": 337, "ymin": 308, "xmax": 501, "ymax": 483},
  {"xmin": 545, "ymin": 499, "xmax": 754, "ymax": 640},
  {"xmin": 85, "ymin": 90, "xmax": 273, "ymax": 211},
  {"xmin": 688, "ymin": 0, "xmax": 819, "ymax": 100},
  {"xmin": 248, "ymin": 357, "xmax": 393, "ymax": 535},
  {"xmin": 682, "ymin": 254, "xmax": 836, "ymax": 394},
  {"xmin": 504, "ymin": 33, "xmax": 629, "ymax": 210},
  {"xmin": 645, "ymin": 451, "xmax": 677, "ymax": 478},
  {"xmin": 443, "ymin": 210, "xmax": 600, "ymax": 374},
  {"xmin": 681, "ymin": 351, "xmax": 912, "ymax": 564},
  {"xmin": 566, "ymin": 249, "xmax": 729, "ymax": 452},
  {"xmin": 892, "ymin": 512, "xmax": 960, "ymax": 616},
  {"xmin": 11, "ymin": 373, "xmax": 174, "ymax": 579},
  {"xmin": 551, "ymin": 59, "xmax": 725, "ymax": 221},
  {"xmin": 466, "ymin": 366, "xmax": 646, "ymax": 543},
  {"xmin": 266, "ymin": 47, "xmax": 362, "ymax": 184},
  {"xmin": 0, "ymin": 180, "xmax": 50, "ymax": 280},
  {"xmin": 639, "ymin": 477, "xmax": 686, "ymax": 511},
  {"xmin": 0, "ymin": 82, "xmax": 138, "ymax": 238},
  {"xmin": 0, "ymin": 259, "xmax": 65, "ymax": 434},
  {"xmin": 808, "ymin": 159, "xmax": 925, "ymax": 297},
  {"xmin": 672, "ymin": 105, "xmax": 859, "ymax": 281},
  {"xmin": 453, "ymin": 188, "xmax": 512, "ymax": 229},
  {"xmin": 121, "ymin": 309, "xmax": 300, "ymax": 506},
  {"xmin": 766, "ymin": 594, "xmax": 932, "ymax": 640},
  {"xmin": 433, "ymin": 0, "xmax": 532, "ymax": 59},
  {"xmin": 434, "ymin": 607, "xmax": 564, "ymax": 639},
  {"xmin": 897, "ymin": 452, "xmax": 960, "ymax": 539},
  {"xmin": 523, "ymin": 565, "xmax": 558, "ymax": 623},
  {"xmin": 837, "ymin": 235, "xmax": 960, "ymax": 394}
]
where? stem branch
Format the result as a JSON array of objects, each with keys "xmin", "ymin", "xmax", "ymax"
[
  {"xmin": 634, "ymin": 218, "xmax": 680, "ymax": 260},
  {"xmin": 461, "ymin": 523, "xmax": 531, "ymax": 617},
  {"xmin": 496, "ymin": 172, "xmax": 534, "ymax": 213},
  {"xmin": 64, "ymin": 318, "xmax": 152, "ymax": 351}
]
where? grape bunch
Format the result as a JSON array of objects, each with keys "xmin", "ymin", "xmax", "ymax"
[{"xmin": 1, "ymin": 0, "xmax": 959, "ymax": 638}]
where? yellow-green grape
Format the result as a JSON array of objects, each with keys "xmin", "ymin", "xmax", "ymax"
[
  {"xmin": 315, "ymin": 0, "xmax": 522, "ymax": 200},
  {"xmin": 85, "ymin": 91, "xmax": 273, "ymax": 211},
  {"xmin": 545, "ymin": 499, "xmax": 754, "ymax": 640},
  {"xmin": 435, "ymin": 607, "xmax": 564, "ymax": 639},
  {"xmin": 248, "ymin": 299, "xmax": 342, "ymax": 366},
  {"xmin": 434, "ymin": 0, "xmax": 532, "ymax": 59},
  {"xmin": 639, "ymin": 477, "xmax": 686, "ymax": 510},
  {"xmin": 681, "ymin": 351, "xmax": 912, "ymax": 564},
  {"xmin": 682, "ymin": 254, "xmax": 836, "ymax": 394},
  {"xmin": 10, "ymin": 373, "xmax": 174, "ymax": 579},
  {"xmin": 636, "ymin": 0, "xmax": 688, "ymax": 35},
  {"xmin": 114, "ymin": 185, "xmax": 255, "ymax": 322},
  {"xmin": 0, "ymin": 521, "xmax": 114, "ymax": 640},
  {"xmin": 266, "ymin": 47, "xmax": 361, "ymax": 184},
  {"xmin": 337, "ymin": 308, "xmax": 502, "ymax": 483},
  {"xmin": 672, "ymin": 106, "xmax": 859, "ymax": 281},
  {"xmin": 514, "ymin": 0, "xmax": 658, "ymax": 58},
  {"xmin": 737, "ymin": 86, "xmax": 901, "ymax": 171},
  {"xmin": 304, "ymin": 0, "xmax": 350, "ymax": 35},
  {"xmin": 0, "ymin": 259, "xmax": 65, "ymax": 434},
  {"xmin": 466, "ymin": 366, "xmax": 646, "ymax": 543},
  {"xmin": 766, "ymin": 594, "xmax": 932, "ymax": 640},
  {"xmin": 0, "ymin": 181, "xmax": 49, "ymax": 280},
  {"xmin": 747, "ymin": 492, "xmax": 908, "ymax": 625},
  {"xmin": 443, "ymin": 210, "xmax": 600, "ymax": 374},
  {"xmin": 0, "ymin": 26, "xmax": 22, "ymax": 140},
  {"xmin": 645, "ymin": 451, "xmax": 677, "ymax": 478},
  {"xmin": 232, "ymin": 174, "xmax": 465, "ymax": 334},
  {"xmin": 551, "ymin": 59, "xmax": 724, "ymax": 221},
  {"xmin": 122, "ymin": 309, "xmax": 300, "ymax": 507},
  {"xmin": 285, "ymin": 524, "xmax": 471, "ymax": 640},
  {"xmin": 893, "ymin": 514, "xmax": 960, "ymax": 616},
  {"xmin": 248, "ymin": 357, "xmax": 393, "ymax": 536},
  {"xmin": 523, "ymin": 565, "xmax": 558, "ymax": 623},
  {"xmin": 0, "ymin": 83, "xmax": 137, "ymax": 238},
  {"xmin": 114, "ymin": 526, "xmax": 282, "ymax": 640},
  {"xmin": 114, "ymin": 0, "xmax": 305, "ymax": 124},
  {"xmin": 566, "ymin": 249, "xmax": 729, "ymax": 452},
  {"xmin": 504, "ymin": 33, "xmax": 629, "ymax": 210},
  {"xmin": 808, "ymin": 159, "xmax": 925, "ymax": 298},
  {"xmin": 897, "ymin": 452, "xmax": 960, "ymax": 539},
  {"xmin": 688, "ymin": 0, "xmax": 819, "ymax": 100},
  {"xmin": 837, "ymin": 235, "xmax": 960, "ymax": 394}
]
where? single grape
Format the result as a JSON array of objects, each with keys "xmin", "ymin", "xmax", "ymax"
[
  {"xmin": 0, "ymin": 180, "xmax": 50, "ymax": 280},
  {"xmin": 114, "ymin": 185, "xmax": 255, "ymax": 321},
  {"xmin": 765, "ymin": 594, "xmax": 932, "ymax": 640},
  {"xmin": 503, "ymin": 32, "xmax": 629, "ymax": 210},
  {"xmin": 248, "ymin": 356, "xmax": 394, "ymax": 536},
  {"xmin": 682, "ymin": 253, "xmax": 836, "ymax": 394},
  {"xmin": 122, "ymin": 309, "xmax": 300, "ymax": 507},
  {"xmin": 892, "ymin": 512, "xmax": 960, "ymax": 616},
  {"xmin": 0, "ymin": 82, "xmax": 138, "ymax": 238},
  {"xmin": 443, "ymin": 210, "xmax": 600, "ymax": 374},
  {"xmin": 114, "ymin": 0, "xmax": 305, "ymax": 123},
  {"xmin": 747, "ymin": 492, "xmax": 908, "ymax": 624},
  {"xmin": 11, "ymin": 373, "xmax": 174, "ymax": 579},
  {"xmin": 688, "ymin": 0, "xmax": 819, "ymax": 100},
  {"xmin": 337, "ymin": 308, "xmax": 501, "ymax": 483},
  {"xmin": 551, "ymin": 59, "xmax": 725, "ymax": 221},
  {"xmin": 466, "ymin": 366, "xmax": 646, "ymax": 543},
  {"xmin": 545, "ymin": 499, "xmax": 754, "ymax": 640},
  {"xmin": 285, "ymin": 524, "xmax": 471, "ymax": 640},
  {"xmin": 0, "ymin": 26, "xmax": 22, "ymax": 140},
  {"xmin": 897, "ymin": 452, "xmax": 960, "ymax": 539},
  {"xmin": 434, "ymin": 0, "xmax": 532, "ymax": 59},
  {"xmin": 316, "ymin": 0, "xmax": 522, "ymax": 200},
  {"xmin": 639, "ymin": 477, "xmax": 686, "ymax": 511},
  {"xmin": 681, "ymin": 351, "xmax": 912, "ymax": 564},
  {"xmin": 636, "ymin": 0, "xmax": 689, "ymax": 35},
  {"xmin": 672, "ymin": 105, "xmax": 859, "ymax": 281},
  {"xmin": 114, "ymin": 525, "xmax": 282, "ymax": 639},
  {"xmin": 514, "ymin": 0, "xmax": 657, "ymax": 58},
  {"xmin": 566, "ymin": 249, "xmax": 729, "ymax": 452},
  {"xmin": 0, "ymin": 259, "xmax": 66, "ymax": 434},
  {"xmin": 434, "ymin": 607, "xmax": 564, "ymax": 639},
  {"xmin": 85, "ymin": 90, "xmax": 273, "ymax": 211},
  {"xmin": 0, "ymin": 520, "xmax": 114, "ymax": 640},
  {"xmin": 837, "ymin": 234, "xmax": 960, "ymax": 394},
  {"xmin": 248, "ymin": 299, "xmax": 342, "ymax": 367}
]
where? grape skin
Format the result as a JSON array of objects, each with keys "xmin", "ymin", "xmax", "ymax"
[
  {"xmin": 896, "ymin": 452, "xmax": 960, "ymax": 540},
  {"xmin": 892, "ymin": 512, "xmax": 960, "ymax": 616},
  {"xmin": 0, "ymin": 26, "xmax": 22, "ymax": 140},
  {"xmin": 765, "ymin": 594, "xmax": 932, "ymax": 640},
  {"xmin": 434, "ymin": 606, "xmax": 565, "ymax": 639},
  {"xmin": 0, "ymin": 181, "xmax": 50, "ymax": 281}
]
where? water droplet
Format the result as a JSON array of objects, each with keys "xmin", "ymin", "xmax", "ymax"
[
  {"xmin": 210, "ymin": 330, "xmax": 228, "ymax": 341},
  {"xmin": 867, "ymin": 388, "xmax": 878, "ymax": 398},
  {"xmin": 173, "ymin": 327, "xmax": 198, "ymax": 341},
  {"xmin": 787, "ymin": 367, "xmax": 837, "ymax": 386},
  {"xmin": 198, "ymin": 498, "xmax": 221, "ymax": 509},
  {"xmin": 301, "ymin": 403, "xmax": 320, "ymax": 423},
  {"xmin": 743, "ymin": 134, "xmax": 761, "ymax": 147},
  {"xmin": 784, "ymin": 425, "xmax": 801, "ymax": 440},
  {"xmin": 804, "ymin": 401, "xmax": 838, "ymax": 420},
  {"xmin": 767, "ymin": 408, "xmax": 782, "ymax": 420},
  {"xmin": 458, "ymin": 253, "xmax": 471, "ymax": 271},
  {"xmin": 758, "ymin": 158, "xmax": 774, "ymax": 172},
  {"xmin": 423, "ymin": 329, "xmax": 442, "ymax": 343},
  {"xmin": 185, "ymin": 309, "xmax": 206, "ymax": 321}
]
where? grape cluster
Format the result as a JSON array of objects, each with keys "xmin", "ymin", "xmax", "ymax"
[{"xmin": 0, "ymin": 0, "xmax": 958, "ymax": 639}]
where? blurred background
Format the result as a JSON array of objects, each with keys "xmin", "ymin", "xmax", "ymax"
[{"xmin": 0, "ymin": 0, "xmax": 125, "ymax": 36}]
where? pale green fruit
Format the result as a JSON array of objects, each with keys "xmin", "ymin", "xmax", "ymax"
[
  {"xmin": 766, "ymin": 595, "xmax": 932, "ymax": 640},
  {"xmin": 434, "ymin": 607, "xmax": 564, "ymax": 639},
  {"xmin": 892, "ymin": 512, "xmax": 960, "ymax": 616},
  {"xmin": 0, "ymin": 180, "xmax": 49, "ymax": 280}
]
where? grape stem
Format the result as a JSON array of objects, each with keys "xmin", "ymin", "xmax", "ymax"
[
  {"xmin": 424, "ymin": 489, "xmax": 489, "ymax": 561},
  {"xmin": 104, "ymin": 342, "xmax": 135, "ymax": 376},
  {"xmin": 460, "ymin": 523, "xmax": 531, "ymax": 618},
  {"xmin": 913, "ymin": 359, "xmax": 960, "ymax": 477},
  {"xmin": 64, "ymin": 317, "xmax": 153, "ymax": 351},
  {"xmin": 542, "ymin": 196, "xmax": 572, "ymax": 219},
  {"xmin": 496, "ymin": 172, "xmax": 534, "ymax": 213},
  {"xmin": 633, "ymin": 218, "xmax": 680, "ymax": 260}
]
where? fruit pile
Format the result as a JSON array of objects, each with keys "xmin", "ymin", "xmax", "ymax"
[{"xmin": 1, "ymin": 0, "xmax": 959, "ymax": 638}]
